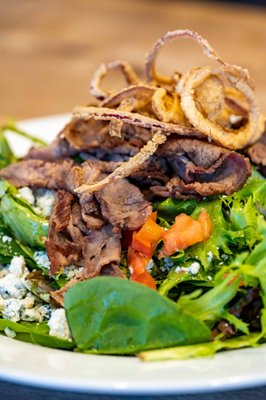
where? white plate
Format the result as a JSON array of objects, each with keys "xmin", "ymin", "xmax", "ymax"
[{"xmin": 1, "ymin": 114, "xmax": 266, "ymax": 395}]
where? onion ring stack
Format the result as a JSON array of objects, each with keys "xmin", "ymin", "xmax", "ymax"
[{"xmin": 73, "ymin": 29, "xmax": 265, "ymax": 193}]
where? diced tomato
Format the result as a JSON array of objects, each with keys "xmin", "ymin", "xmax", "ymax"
[
  {"xmin": 127, "ymin": 246, "xmax": 156, "ymax": 290},
  {"xmin": 198, "ymin": 209, "xmax": 212, "ymax": 240},
  {"xmin": 127, "ymin": 246, "xmax": 149, "ymax": 275},
  {"xmin": 132, "ymin": 271, "xmax": 157, "ymax": 290},
  {"xmin": 161, "ymin": 213, "xmax": 204, "ymax": 257},
  {"xmin": 149, "ymin": 211, "xmax": 158, "ymax": 222},
  {"xmin": 131, "ymin": 213, "xmax": 164, "ymax": 257}
]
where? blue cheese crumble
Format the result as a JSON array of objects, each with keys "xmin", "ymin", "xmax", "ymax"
[
  {"xmin": 0, "ymin": 256, "xmax": 73, "ymax": 341},
  {"xmin": 33, "ymin": 251, "xmax": 51, "ymax": 270},
  {"xmin": 0, "ymin": 256, "xmax": 51, "ymax": 323},
  {"xmin": 175, "ymin": 261, "xmax": 201, "ymax": 275},
  {"xmin": 48, "ymin": 308, "xmax": 72, "ymax": 341},
  {"xmin": 18, "ymin": 187, "xmax": 56, "ymax": 217}
]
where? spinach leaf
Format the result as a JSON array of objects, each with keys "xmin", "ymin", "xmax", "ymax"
[
  {"xmin": 65, "ymin": 277, "xmax": 211, "ymax": 354},
  {"xmin": 0, "ymin": 318, "xmax": 48, "ymax": 334},
  {"xmin": 0, "ymin": 218, "xmax": 37, "ymax": 268},
  {"xmin": 30, "ymin": 332, "xmax": 75, "ymax": 349},
  {"xmin": 0, "ymin": 318, "xmax": 74, "ymax": 349},
  {"xmin": 0, "ymin": 179, "xmax": 48, "ymax": 247}
]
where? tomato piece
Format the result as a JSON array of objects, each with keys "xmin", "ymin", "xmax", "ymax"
[
  {"xmin": 149, "ymin": 211, "xmax": 158, "ymax": 222},
  {"xmin": 132, "ymin": 233, "xmax": 153, "ymax": 258},
  {"xmin": 198, "ymin": 209, "xmax": 212, "ymax": 240},
  {"xmin": 132, "ymin": 271, "xmax": 157, "ymax": 290},
  {"xmin": 127, "ymin": 246, "xmax": 149, "ymax": 275},
  {"xmin": 161, "ymin": 213, "xmax": 204, "ymax": 256},
  {"xmin": 131, "ymin": 216, "xmax": 164, "ymax": 257},
  {"xmin": 127, "ymin": 246, "xmax": 156, "ymax": 290}
]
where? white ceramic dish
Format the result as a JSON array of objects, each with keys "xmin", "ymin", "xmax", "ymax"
[{"xmin": 0, "ymin": 114, "xmax": 266, "ymax": 395}]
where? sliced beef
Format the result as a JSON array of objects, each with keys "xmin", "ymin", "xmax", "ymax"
[
  {"xmin": 0, "ymin": 159, "xmax": 102, "ymax": 193},
  {"xmin": 51, "ymin": 190, "xmax": 74, "ymax": 231},
  {"xmin": 151, "ymin": 138, "xmax": 251, "ymax": 198},
  {"xmin": 129, "ymin": 158, "xmax": 169, "ymax": 187},
  {"xmin": 70, "ymin": 202, "xmax": 91, "ymax": 235},
  {"xmin": 47, "ymin": 190, "xmax": 123, "ymax": 296},
  {"xmin": 0, "ymin": 158, "xmax": 151, "ymax": 229},
  {"xmin": 95, "ymin": 179, "xmax": 152, "ymax": 230},
  {"xmin": 245, "ymin": 132, "xmax": 266, "ymax": 176},
  {"xmin": 51, "ymin": 224, "xmax": 123, "ymax": 306},
  {"xmin": 26, "ymin": 137, "xmax": 78, "ymax": 161},
  {"xmin": 26, "ymin": 118, "xmax": 152, "ymax": 163},
  {"xmin": 100, "ymin": 263, "xmax": 125, "ymax": 277},
  {"xmin": 46, "ymin": 190, "xmax": 83, "ymax": 274},
  {"xmin": 46, "ymin": 230, "xmax": 82, "ymax": 275},
  {"xmin": 81, "ymin": 224, "xmax": 121, "ymax": 278},
  {"xmin": 0, "ymin": 159, "xmax": 75, "ymax": 190},
  {"xmin": 79, "ymin": 195, "xmax": 105, "ymax": 229},
  {"xmin": 63, "ymin": 118, "xmax": 152, "ymax": 156},
  {"xmin": 62, "ymin": 118, "xmax": 109, "ymax": 151}
]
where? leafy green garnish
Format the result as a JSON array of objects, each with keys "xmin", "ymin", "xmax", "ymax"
[
  {"xmin": 154, "ymin": 198, "xmax": 197, "ymax": 222},
  {"xmin": 0, "ymin": 179, "xmax": 48, "ymax": 247},
  {"xmin": 0, "ymin": 318, "xmax": 74, "ymax": 349},
  {"xmin": 139, "ymin": 333, "xmax": 263, "ymax": 361},
  {"xmin": 178, "ymin": 272, "xmax": 241, "ymax": 323},
  {"xmin": 65, "ymin": 277, "xmax": 211, "ymax": 354}
]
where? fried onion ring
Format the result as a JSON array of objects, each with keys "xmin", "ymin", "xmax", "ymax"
[
  {"xmin": 101, "ymin": 85, "xmax": 155, "ymax": 108},
  {"xmin": 73, "ymin": 105, "xmax": 201, "ymax": 137},
  {"xmin": 152, "ymin": 88, "xmax": 187, "ymax": 124},
  {"xmin": 180, "ymin": 66, "xmax": 262, "ymax": 149},
  {"xmin": 145, "ymin": 29, "xmax": 252, "ymax": 87},
  {"xmin": 109, "ymin": 98, "xmax": 138, "ymax": 138},
  {"xmin": 194, "ymin": 74, "xmax": 225, "ymax": 121},
  {"xmin": 90, "ymin": 60, "xmax": 140, "ymax": 101}
]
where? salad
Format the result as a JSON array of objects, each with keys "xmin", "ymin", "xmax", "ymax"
[{"xmin": 0, "ymin": 29, "xmax": 265, "ymax": 361}]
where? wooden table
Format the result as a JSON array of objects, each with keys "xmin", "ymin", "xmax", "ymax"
[{"xmin": 0, "ymin": 0, "xmax": 265, "ymax": 121}]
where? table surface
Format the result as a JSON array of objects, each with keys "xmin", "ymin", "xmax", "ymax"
[
  {"xmin": 0, "ymin": 0, "xmax": 266, "ymax": 121},
  {"xmin": 1, "ymin": 1, "xmax": 266, "ymax": 398},
  {"xmin": 1, "ymin": 379, "xmax": 266, "ymax": 400}
]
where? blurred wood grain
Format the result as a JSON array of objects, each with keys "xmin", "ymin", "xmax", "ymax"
[{"xmin": 0, "ymin": 0, "xmax": 265, "ymax": 120}]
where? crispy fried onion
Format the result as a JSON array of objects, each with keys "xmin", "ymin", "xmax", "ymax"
[
  {"xmin": 75, "ymin": 130, "xmax": 168, "ymax": 194},
  {"xmin": 152, "ymin": 88, "xmax": 187, "ymax": 124},
  {"xmin": 72, "ymin": 29, "xmax": 264, "ymax": 193},
  {"xmin": 109, "ymin": 98, "xmax": 137, "ymax": 138},
  {"xmin": 145, "ymin": 29, "xmax": 251, "ymax": 86},
  {"xmin": 101, "ymin": 85, "xmax": 156, "ymax": 138},
  {"xmin": 101, "ymin": 85, "xmax": 155, "ymax": 108},
  {"xmin": 180, "ymin": 66, "xmax": 262, "ymax": 149},
  {"xmin": 90, "ymin": 60, "xmax": 140, "ymax": 101},
  {"xmin": 73, "ymin": 105, "xmax": 200, "ymax": 137}
]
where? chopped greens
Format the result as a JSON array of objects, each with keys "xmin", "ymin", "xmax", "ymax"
[
  {"xmin": 0, "ymin": 180, "xmax": 48, "ymax": 247},
  {"xmin": 0, "ymin": 164, "xmax": 265, "ymax": 361}
]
